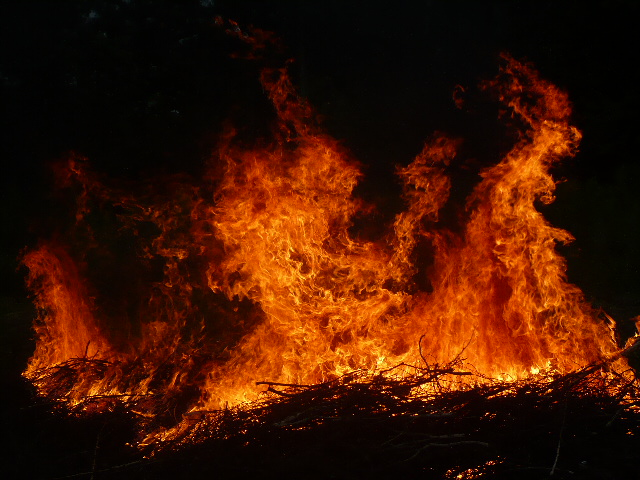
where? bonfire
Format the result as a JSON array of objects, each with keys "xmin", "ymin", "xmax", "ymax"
[{"xmin": 19, "ymin": 19, "xmax": 640, "ymax": 479}]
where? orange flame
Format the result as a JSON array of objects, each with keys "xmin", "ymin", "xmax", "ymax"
[
  {"xmin": 412, "ymin": 56, "xmax": 614, "ymax": 377},
  {"xmin": 22, "ymin": 51, "xmax": 622, "ymax": 441}
]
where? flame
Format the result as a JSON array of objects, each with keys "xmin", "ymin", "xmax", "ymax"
[
  {"xmin": 413, "ymin": 56, "xmax": 614, "ymax": 377},
  {"xmin": 23, "ymin": 243, "xmax": 112, "ymax": 368},
  {"xmin": 22, "ymin": 49, "xmax": 623, "ymax": 443}
]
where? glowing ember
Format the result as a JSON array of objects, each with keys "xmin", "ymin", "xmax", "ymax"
[{"xmin": 21, "ymin": 29, "xmax": 629, "ymax": 447}]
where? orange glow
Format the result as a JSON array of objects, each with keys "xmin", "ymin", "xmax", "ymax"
[{"xmin": 22, "ymin": 52, "xmax": 626, "ymax": 445}]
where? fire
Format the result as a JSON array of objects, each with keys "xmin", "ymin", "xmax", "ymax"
[
  {"xmin": 22, "ymin": 39, "xmax": 625, "ymax": 445},
  {"xmin": 414, "ymin": 57, "xmax": 615, "ymax": 377}
]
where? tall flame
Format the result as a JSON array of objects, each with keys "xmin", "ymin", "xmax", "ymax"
[
  {"xmin": 414, "ymin": 56, "xmax": 613, "ymax": 377},
  {"xmin": 22, "ymin": 52, "xmax": 620, "ymax": 439}
]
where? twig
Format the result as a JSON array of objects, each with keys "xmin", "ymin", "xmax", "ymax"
[
  {"xmin": 52, "ymin": 460, "xmax": 149, "ymax": 479},
  {"xmin": 86, "ymin": 393, "xmax": 158, "ymax": 400},
  {"xmin": 89, "ymin": 422, "xmax": 105, "ymax": 480},
  {"xmin": 403, "ymin": 440, "xmax": 490, "ymax": 462},
  {"xmin": 606, "ymin": 407, "xmax": 624, "ymax": 427},
  {"xmin": 256, "ymin": 381, "xmax": 311, "ymax": 388},
  {"xmin": 450, "ymin": 331, "xmax": 476, "ymax": 365},
  {"xmin": 418, "ymin": 334, "xmax": 429, "ymax": 367},
  {"xmin": 550, "ymin": 396, "xmax": 568, "ymax": 476}
]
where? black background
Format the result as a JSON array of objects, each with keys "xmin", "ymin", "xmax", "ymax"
[{"xmin": 1, "ymin": 0, "xmax": 639, "ymax": 428}]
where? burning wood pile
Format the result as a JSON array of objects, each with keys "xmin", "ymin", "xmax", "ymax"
[
  {"xmin": 21, "ymin": 354, "xmax": 640, "ymax": 479},
  {"xmin": 18, "ymin": 21, "xmax": 640, "ymax": 479}
]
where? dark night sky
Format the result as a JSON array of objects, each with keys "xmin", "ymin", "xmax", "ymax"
[{"xmin": 2, "ymin": 0, "xmax": 640, "ymax": 335}]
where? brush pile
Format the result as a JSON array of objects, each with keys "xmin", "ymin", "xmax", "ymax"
[{"xmin": 20, "ymin": 355, "xmax": 640, "ymax": 479}]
